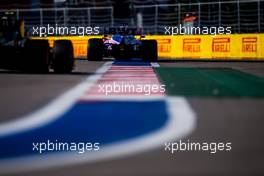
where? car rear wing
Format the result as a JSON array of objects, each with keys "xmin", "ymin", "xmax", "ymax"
[{"xmin": 102, "ymin": 26, "xmax": 143, "ymax": 36}]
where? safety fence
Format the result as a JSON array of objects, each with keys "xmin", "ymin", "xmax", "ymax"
[{"xmin": 1, "ymin": 0, "xmax": 264, "ymax": 34}]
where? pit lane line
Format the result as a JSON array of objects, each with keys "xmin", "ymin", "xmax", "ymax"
[{"xmin": 0, "ymin": 61, "xmax": 196, "ymax": 173}]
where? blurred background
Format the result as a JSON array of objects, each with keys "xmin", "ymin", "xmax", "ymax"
[
  {"xmin": 1, "ymin": 1, "xmax": 264, "ymax": 176},
  {"xmin": 0, "ymin": 0, "xmax": 264, "ymax": 34}
]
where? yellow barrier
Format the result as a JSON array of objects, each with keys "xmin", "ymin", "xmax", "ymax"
[
  {"xmin": 145, "ymin": 34, "xmax": 264, "ymax": 60},
  {"xmin": 33, "ymin": 34, "xmax": 264, "ymax": 60}
]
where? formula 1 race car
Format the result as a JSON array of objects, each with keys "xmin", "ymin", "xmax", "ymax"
[
  {"xmin": 0, "ymin": 11, "xmax": 74, "ymax": 73},
  {"xmin": 87, "ymin": 27, "xmax": 158, "ymax": 62}
]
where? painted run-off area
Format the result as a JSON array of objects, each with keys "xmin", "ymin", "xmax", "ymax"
[{"xmin": 156, "ymin": 67, "xmax": 264, "ymax": 97}]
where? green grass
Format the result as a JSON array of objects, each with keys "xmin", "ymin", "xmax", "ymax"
[{"xmin": 156, "ymin": 67, "xmax": 264, "ymax": 97}]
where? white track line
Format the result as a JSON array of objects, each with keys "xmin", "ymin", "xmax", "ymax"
[
  {"xmin": 151, "ymin": 62, "xmax": 160, "ymax": 67},
  {"xmin": 0, "ymin": 62, "xmax": 113, "ymax": 136},
  {"xmin": 0, "ymin": 62, "xmax": 196, "ymax": 174}
]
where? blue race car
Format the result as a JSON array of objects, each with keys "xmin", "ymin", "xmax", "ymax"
[{"xmin": 87, "ymin": 27, "xmax": 158, "ymax": 61}]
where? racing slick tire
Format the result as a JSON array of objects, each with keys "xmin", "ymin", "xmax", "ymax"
[
  {"xmin": 87, "ymin": 38, "xmax": 103, "ymax": 61},
  {"xmin": 24, "ymin": 39, "xmax": 50, "ymax": 72},
  {"xmin": 141, "ymin": 40, "xmax": 158, "ymax": 62},
  {"xmin": 53, "ymin": 40, "xmax": 74, "ymax": 73}
]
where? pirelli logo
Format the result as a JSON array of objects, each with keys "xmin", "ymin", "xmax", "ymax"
[
  {"xmin": 242, "ymin": 37, "xmax": 257, "ymax": 53},
  {"xmin": 212, "ymin": 38, "xmax": 230, "ymax": 52},
  {"xmin": 157, "ymin": 39, "xmax": 171, "ymax": 53},
  {"xmin": 183, "ymin": 38, "xmax": 201, "ymax": 53},
  {"xmin": 72, "ymin": 41, "xmax": 87, "ymax": 57}
]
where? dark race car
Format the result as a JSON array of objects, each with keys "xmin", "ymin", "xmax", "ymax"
[
  {"xmin": 87, "ymin": 27, "xmax": 158, "ymax": 62},
  {"xmin": 0, "ymin": 11, "xmax": 74, "ymax": 73}
]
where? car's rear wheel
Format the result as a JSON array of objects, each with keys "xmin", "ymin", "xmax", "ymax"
[
  {"xmin": 24, "ymin": 39, "xmax": 50, "ymax": 72},
  {"xmin": 87, "ymin": 38, "xmax": 103, "ymax": 61},
  {"xmin": 141, "ymin": 40, "xmax": 158, "ymax": 62},
  {"xmin": 53, "ymin": 40, "xmax": 74, "ymax": 73}
]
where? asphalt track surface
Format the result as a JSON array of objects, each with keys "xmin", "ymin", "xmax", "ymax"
[{"xmin": 0, "ymin": 60, "xmax": 264, "ymax": 176}]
